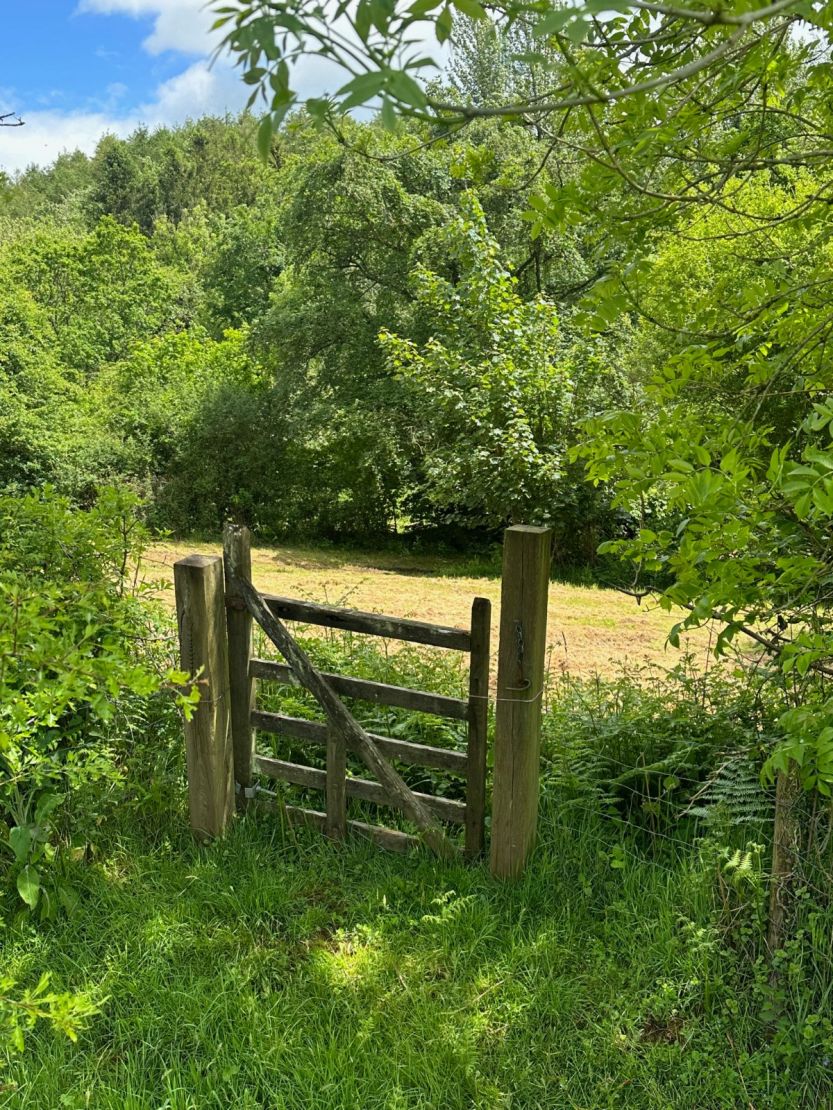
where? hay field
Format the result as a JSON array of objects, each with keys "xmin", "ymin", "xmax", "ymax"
[{"xmin": 146, "ymin": 540, "xmax": 712, "ymax": 679}]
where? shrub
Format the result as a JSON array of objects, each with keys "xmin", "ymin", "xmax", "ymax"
[{"xmin": 0, "ymin": 486, "xmax": 191, "ymax": 916}]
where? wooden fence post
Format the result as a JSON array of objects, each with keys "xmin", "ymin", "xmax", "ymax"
[
  {"xmin": 223, "ymin": 524, "xmax": 256, "ymax": 810},
  {"xmin": 174, "ymin": 554, "xmax": 234, "ymax": 839},
  {"xmin": 490, "ymin": 525, "xmax": 551, "ymax": 879}
]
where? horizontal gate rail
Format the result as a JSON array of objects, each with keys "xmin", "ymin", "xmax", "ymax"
[
  {"xmin": 251, "ymin": 710, "xmax": 469, "ymax": 774},
  {"xmin": 249, "ymin": 658, "xmax": 469, "ymax": 720},
  {"xmin": 254, "ymin": 754, "xmax": 467, "ymax": 824},
  {"xmin": 255, "ymin": 791, "xmax": 420, "ymax": 853},
  {"xmin": 256, "ymin": 592, "xmax": 471, "ymax": 651}
]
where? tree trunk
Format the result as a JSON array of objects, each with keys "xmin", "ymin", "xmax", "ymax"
[{"xmin": 767, "ymin": 765, "xmax": 803, "ymax": 958}]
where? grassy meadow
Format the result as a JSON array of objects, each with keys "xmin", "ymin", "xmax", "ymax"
[{"xmin": 3, "ymin": 800, "xmax": 818, "ymax": 1109}]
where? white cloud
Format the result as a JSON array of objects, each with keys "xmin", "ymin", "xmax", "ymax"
[
  {"xmin": 0, "ymin": 0, "xmax": 445, "ymax": 173},
  {"xmin": 0, "ymin": 60, "xmax": 248, "ymax": 174},
  {"xmin": 77, "ymin": 0, "xmax": 217, "ymax": 56},
  {"xmin": 146, "ymin": 58, "xmax": 245, "ymax": 119},
  {"xmin": 0, "ymin": 109, "xmax": 131, "ymax": 175}
]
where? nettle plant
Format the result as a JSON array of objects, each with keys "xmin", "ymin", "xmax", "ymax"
[{"xmin": 0, "ymin": 487, "xmax": 196, "ymax": 916}]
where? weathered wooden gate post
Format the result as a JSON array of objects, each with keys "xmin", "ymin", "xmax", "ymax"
[
  {"xmin": 174, "ymin": 554, "xmax": 234, "ymax": 839},
  {"xmin": 223, "ymin": 524, "xmax": 256, "ymax": 810},
  {"xmin": 490, "ymin": 525, "xmax": 551, "ymax": 879}
]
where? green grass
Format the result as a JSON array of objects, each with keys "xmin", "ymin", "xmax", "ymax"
[
  {"xmin": 1, "ymin": 796, "xmax": 827, "ymax": 1109},
  {"xmin": 2, "ymin": 637, "xmax": 830, "ymax": 1108}
]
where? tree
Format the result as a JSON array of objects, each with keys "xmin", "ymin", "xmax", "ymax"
[
  {"xmin": 444, "ymin": 14, "xmax": 557, "ymax": 109},
  {"xmin": 87, "ymin": 135, "xmax": 161, "ymax": 234},
  {"xmin": 379, "ymin": 192, "xmax": 569, "ymax": 526}
]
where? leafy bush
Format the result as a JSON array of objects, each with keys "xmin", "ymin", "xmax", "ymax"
[{"xmin": 0, "ymin": 486, "xmax": 189, "ymax": 916}]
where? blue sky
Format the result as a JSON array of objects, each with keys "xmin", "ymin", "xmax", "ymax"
[
  {"xmin": 4, "ymin": 2, "xmax": 195, "ymax": 113},
  {"xmin": 0, "ymin": 1, "xmax": 257, "ymax": 173},
  {"xmin": 0, "ymin": 1, "xmax": 443, "ymax": 175}
]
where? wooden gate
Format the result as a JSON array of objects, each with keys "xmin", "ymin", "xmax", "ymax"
[
  {"xmin": 175, "ymin": 523, "xmax": 550, "ymax": 874},
  {"xmin": 226, "ymin": 525, "xmax": 490, "ymax": 858}
]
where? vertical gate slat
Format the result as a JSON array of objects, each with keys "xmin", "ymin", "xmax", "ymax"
[
  {"xmin": 224, "ymin": 524, "xmax": 256, "ymax": 809},
  {"xmin": 465, "ymin": 597, "xmax": 491, "ymax": 858},
  {"xmin": 326, "ymin": 725, "xmax": 347, "ymax": 839}
]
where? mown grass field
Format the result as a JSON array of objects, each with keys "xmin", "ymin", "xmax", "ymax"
[{"xmin": 145, "ymin": 540, "xmax": 711, "ymax": 679}]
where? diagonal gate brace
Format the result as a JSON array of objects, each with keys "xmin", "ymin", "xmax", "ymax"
[{"xmin": 233, "ymin": 572, "xmax": 459, "ymax": 861}]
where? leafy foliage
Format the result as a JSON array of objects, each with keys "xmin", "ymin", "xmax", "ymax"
[
  {"xmin": 0, "ymin": 973, "xmax": 100, "ymax": 1054},
  {"xmin": 0, "ymin": 487, "xmax": 193, "ymax": 915},
  {"xmin": 216, "ymin": 0, "xmax": 833, "ymax": 252},
  {"xmin": 380, "ymin": 193, "xmax": 569, "ymax": 525},
  {"xmin": 542, "ymin": 661, "xmax": 778, "ymax": 831},
  {"xmin": 0, "ymin": 110, "xmax": 618, "ymax": 559}
]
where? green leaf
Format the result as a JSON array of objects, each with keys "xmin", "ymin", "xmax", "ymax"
[
  {"xmin": 584, "ymin": 0, "xmax": 631, "ymax": 10},
  {"xmin": 34, "ymin": 792, "xmax": 61, "ymax": 825},
  {"xmin": 380, "ymin": 97, "xmax": 397, "ymax": 131},
  {"xmin": 242, "ymin": 67, "xmax": 267, "ymax": 86},
  {"xmin": 337, "ymin": 70, "xmax": 388, "ymax": 110},
  {"xmin": 387, "ymin": 70, "xmax": 427, "ymax": 109},
  {"xmin": 8, "ymin": 826, "xmax": 32, "ymax": 865},
  {"xmin": 57, "ymin": 881, "xmax": 80, "ymax": 917},
  {"xmin": 436, "ymin": 6, "xmax": 453, "ymax": 43},
  {"xmin": 256, "ymin": 115, "xmax": 273, "ymax": 161},
  {"xmin": 451, "ymin": 0, "xmax": 486, "ymax": 18},
  {"xmin": 17, "ymin": 865, "xmax": 41, "ymax": 909},
  {"xmin": 564, "ymin": 17, "xmax": 589, "ymax": 43},
  {"xmin": 533, "ymin": 9, "xmax": 574, "ymax": 36},
  {"xmin": 355, "ymin": 0, "xmax": 372, "ymax": 42}
]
